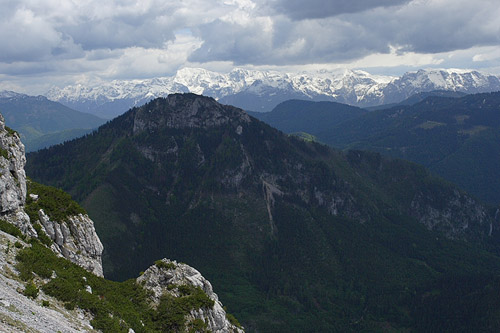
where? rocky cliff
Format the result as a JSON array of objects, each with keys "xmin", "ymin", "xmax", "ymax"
[
  {"xmin": 0, "ymin": 112, "xmax": 104, "ymax": 276},
  {"xmin": 37, "ymin": 210, "xmax": 104, "ymax": 277},
  {"xmin": 0, "ymin": 114, "xmax": 34, "ymax": 237}
]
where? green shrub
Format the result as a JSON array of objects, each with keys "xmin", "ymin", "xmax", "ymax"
[
  {"xmin": 0, "ymin": 219, "xmax": 24, "ymax": 239},
  {"xmin": 14, "ymin": 241, "xmax": 23, "ymax": 248},
  {"xmin": 226, "ymin": 312, "xmax": 242, "ymax": 328},
  {"xmin": 0, "ymin": 147, "xmax": 8, "ymax": 159},
  {"xmin": 64, "ymin": 302, "xmax": 75, "ymax": 310},
  {"xmin": 33, "ymin": 223, "xmax": 52, "ymax": 246},
  {"xmin": 42, "ymin": 300, "xmax": 50, "ymax": 307},
  {"xmin": 178, "ymin": 284, "xmax": 192, "ymax": 296},
  {"xmin": 188, "ymin": 318, "xmax": 208, "ymax": 333},
  {"xmin": 5, "ymin": 126, "xmax": 17, "ymax": 137},
  {"xmin": 24, "ymin": 281, "xmax": 39, "ymax": 299},
  {"xmin": 154, "ymin": 260, "xmax": 176, "ymax": 270},
  {"xmin": 153, "ymin": 284, "xmax": 215, "ymax": 331},
  {"xmin": 25, "ymin": 180, "xmax": 86, "ymax": 223},
  {"xmin": 16, "ymin": 242, "xmax": 150, "ymax": 332}
]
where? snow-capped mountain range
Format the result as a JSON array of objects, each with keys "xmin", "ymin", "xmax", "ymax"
[{"xmin": 46, "ymin": 68, "xmax": 500, "ymax": 119}]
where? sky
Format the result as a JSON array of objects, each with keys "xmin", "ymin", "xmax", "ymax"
[{"xmin": 1, "ymin": 0, "xmax": 500, "ymax": 94}]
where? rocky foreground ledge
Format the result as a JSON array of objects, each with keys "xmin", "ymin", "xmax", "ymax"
[{"xmin": 138, "ymin": 258, "xmax": 243, "ymax": 333}]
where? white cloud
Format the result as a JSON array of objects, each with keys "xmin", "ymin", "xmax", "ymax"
[
  {"xmin": 1, "ymin": 0, "xmax": 500, "ymax": 92},
  {"xmin": 0, "ymin": 7, "xmax": 77, "ymax": 62},
  {"xmin": 473, "ymin": 47, "xmax": 500, "ymax": 63}
]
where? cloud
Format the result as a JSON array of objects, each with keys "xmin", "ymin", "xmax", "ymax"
[
  {"xmin": 1, "ymin": 0, "xmax": 500, "ymax": 92},
  {"xmin": 97, "ymin": 35, "xmax": 204, "ymax": 79},
  {"xmin": 189, "ymin": 13, "xmax": 392, "ymax": 66},
  {"xmin": 264, "ymin": 0, "xmax": 411, "ymax": 20},
  {"xmin": 190, "ymin": 0, "xmax": 500, "ymax": 67},
  {"xmin": 473, "ymin": 47, "xmax": 500, "ymax": 63},
  {"xmin": 384, "ymin": 0, "xmax": 500, "ymax": 54},
  {"xmin": 0, "ymin": 7, "xmax": 79, "ymax": 63},
  {"xmin": 0, "ymin": 0, "xmax": 225, "ymax": 61}
]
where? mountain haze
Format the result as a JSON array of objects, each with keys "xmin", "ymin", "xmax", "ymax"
[{"xmin": 27, "ymin": 93, "xmax": 500, "ymax": 331}]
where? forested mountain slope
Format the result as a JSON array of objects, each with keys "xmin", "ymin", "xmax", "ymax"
[
  {"xmin": 27, "ymin": 93, "xmax": 500, "ymax": 331},
  {"xmin": 319, "ymin": 91, "xmax": 500, "ymax": 205}
]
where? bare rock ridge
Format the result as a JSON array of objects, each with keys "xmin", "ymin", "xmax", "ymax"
[{"xmin": 138, "ymin": 259, "xmax": 243, "ymax": 333}]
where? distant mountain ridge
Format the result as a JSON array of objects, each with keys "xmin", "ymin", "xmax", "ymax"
[
  {"xmin": 46, "ymin": 68, "xmax": 500, "ymax": 118},
  {"xmin": 0, "ymin": 91, "xmax": 106, "ymax": 151},
  {"xmin": 248, "ymin": 99, "xmax": 367, "ymax": 136}
]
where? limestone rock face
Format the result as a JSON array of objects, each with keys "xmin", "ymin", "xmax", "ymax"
[
  {"xmin": 133, "ymin": 93, "xmax": 251, "ymax": 134},
  {"xmin": 38, "ymin": 210, "xmax": 104, "ymax": 277},
  {"xmin": 137, "ymin": 259, "xmax": 243, "ymax": 333},
  {"xmin": 0, "ymin": 114, "xmax": 35, "ymax": 237},
  {"xmin": 410, "ymin": 189, "xmax": 492, "ymax": 241}
]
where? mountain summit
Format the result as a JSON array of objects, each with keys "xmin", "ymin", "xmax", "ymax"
[
  {"xmin": 27, "ymin": 93, "xmax": 500, "ymax": 331},
  {"xmin": 133, "ymin": 93, "xmax": 251, "ymax": 131}
]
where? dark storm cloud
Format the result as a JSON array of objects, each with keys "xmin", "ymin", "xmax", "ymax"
[{"xmin": 266, "ymin": 0, "xmax": 412, "ymax": 20}]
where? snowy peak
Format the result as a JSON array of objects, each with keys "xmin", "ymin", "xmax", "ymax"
[
  {"xmin": 46, "ymin": 68, "xmax": 500, "ymax": 118},
  {"xmin": 379, "ymin": 69, "xmax": 500, "ymax": 105},
  {"xmin": 0, "ymin": 91, "xmax": 51, "ymax": 104},
  {"xmin": 0, "ymin": 90, "xmax": 23, "ymax": 98},
  {"xmin": 0, "ymin": 90, "xmax": 27, "ymax": 99},
  {"xmin": 46, "ymin": 78, "xmax": 186, "ymax": 102}
]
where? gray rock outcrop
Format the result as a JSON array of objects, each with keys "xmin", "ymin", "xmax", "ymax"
[
  {"xmin": 410, "ymin": 189, "xmax": 492, "ymax": 241},
  {"xmin": 38, "ymin": 210, "xmax": 104, "ymax": 277},
  {"xmin": 0, "ymin": 114, "xmax": 35, "ymax": 237},
  {"xmin": 137, "ymin": 258, "xmax": 244, "ymax": 332},
  {"xmin": 133, "ymin": 93, "xmax": 251, "ymax": 135}
]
